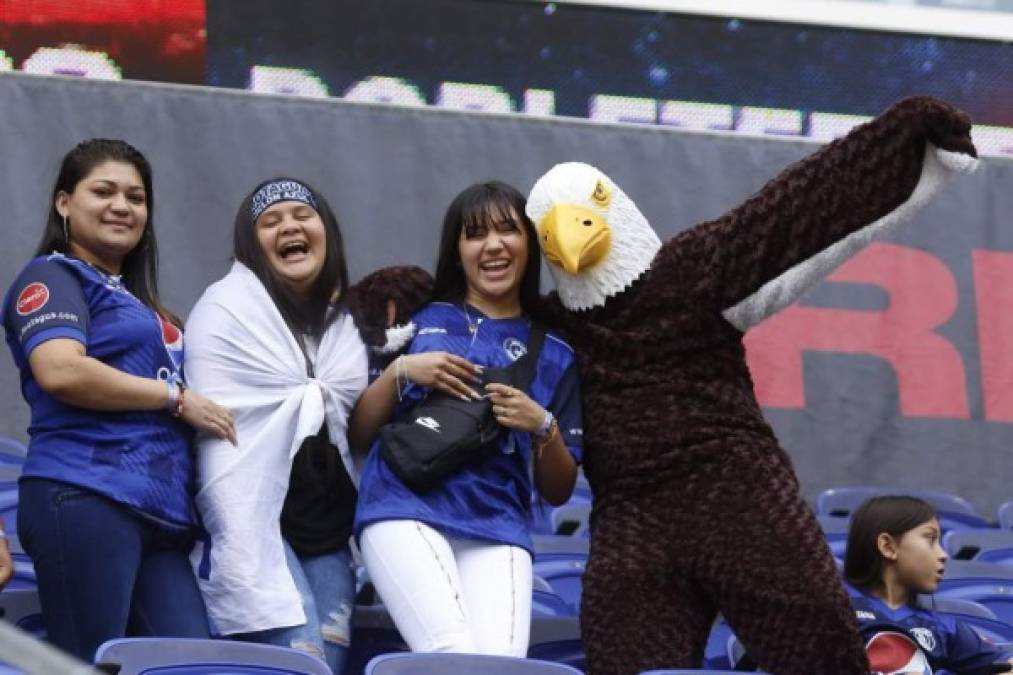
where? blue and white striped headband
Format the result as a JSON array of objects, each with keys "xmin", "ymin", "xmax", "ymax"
[{"xmin": 250, "ymin": 179, "xmax": 318, "ymax": 221}]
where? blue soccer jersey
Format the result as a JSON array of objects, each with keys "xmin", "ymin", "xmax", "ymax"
[
  {"xmin": 354, "ymin": 302, "xmax": 583, "ymax": 554},
  {"xmin": 847, "ymin": 583, "xmax": 1006, "ymax": 674},
  {"xmin": 2, "ymin": 254, "xmax": 195, "ymax": 529}
]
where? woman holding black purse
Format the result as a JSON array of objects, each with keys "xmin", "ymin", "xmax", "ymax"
[{"xmin": 349, "ymin": 181, "xmax": 583, "ymax": 656}]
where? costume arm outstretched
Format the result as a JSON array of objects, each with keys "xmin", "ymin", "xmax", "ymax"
[{"xmin": 653, "ymin": 96, "xmax": 977, "ymax": 331}]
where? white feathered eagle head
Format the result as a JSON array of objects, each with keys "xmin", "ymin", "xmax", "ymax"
[{"xmin": 526, "ymin": 162, "xmax": 662, "ymax": 311}]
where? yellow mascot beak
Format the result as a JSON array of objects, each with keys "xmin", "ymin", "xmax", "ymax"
[{"xmin": 538, "ymin": 204, "xmax": 611, "ymax": 275}]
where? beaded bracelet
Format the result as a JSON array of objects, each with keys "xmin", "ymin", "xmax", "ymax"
[
  {"xmin": 164, "ymin": 380, "xmax": 186, "ymax": 418},
  {"xmin": 164, "ymin": 379, "xmax": 180, "ymax": 412},
  {"xmin": 172, "ymin": 384, "xmax": 186, "ymax": 418}
]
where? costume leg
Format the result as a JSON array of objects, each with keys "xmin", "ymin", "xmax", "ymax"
[
  {"xmin": 701, "ymin": 449, "xmax": 868, "ymax": 675},
  {"xmin": 581, "ymin": 500, "xmax": 715, "ymax": 675}
]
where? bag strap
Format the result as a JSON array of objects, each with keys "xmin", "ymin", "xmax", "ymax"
[{"xmin": 511, "ymin": 323, "xmax": 546, "ymax": 392}]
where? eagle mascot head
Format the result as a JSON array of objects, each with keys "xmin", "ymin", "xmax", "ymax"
[{"xmin": 526, "ymin": 162, "xmax": 661, "ymax": 311}]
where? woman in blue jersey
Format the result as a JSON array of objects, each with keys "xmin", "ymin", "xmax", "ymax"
[
  {"xmin": 844, "ymin": 496, "xmax": 1013, "ymax": 674},
  {"xmin": 349, "ymin": 181, "xmax": 583, "ymax": 656},
  {"xmin": 185, "ymin": 178, "xmax": 366, "ymax": 674},
  {"xmin": 1, "ymin": 139, "xmax": 234, "ymax": 660}
]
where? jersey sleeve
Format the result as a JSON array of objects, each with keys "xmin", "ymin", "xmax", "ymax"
[
  {"xmin": 5, "ymin": 260, "xmax": 89, "ymax": 355},
  {"xmin": 548, "ymin": 360, "xmax": 584, "ymax": 464},
  {"xmin": 943, "ymin": 617, "xmax": 1006, "ymax": 673}
]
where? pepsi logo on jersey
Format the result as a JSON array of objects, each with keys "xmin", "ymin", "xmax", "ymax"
[
  {"xmin": 16, "ymin": 282, "xmax": 50, "ymax": 316},
  {"xmin": 865, "ymin": 632, "xmax": 932, "ymax": 675},
  {"xmin": 160, "ymin": 316, "xmax": 182, "ymax": 350}
]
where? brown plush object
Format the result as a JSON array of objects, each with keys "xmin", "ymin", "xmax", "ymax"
[
  {"xmin": 529, "ymin": 97, "xmax": 977, "ymax": 675},
  {"xmin": 346, "ymin": 265, "xmax": 433, "ymax": 349}
]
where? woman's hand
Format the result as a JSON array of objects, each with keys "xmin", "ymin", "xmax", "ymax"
[
  {"xmin": 404, "ymin": 352, "xmax": 483, "ymax": 400},
  {"xmin": 486, "ymin": 383, "xmax": 545, "ymax": 433},
  {"xmin": 180, "ymin": 389, "xmax": 237, "ymax": 445}
]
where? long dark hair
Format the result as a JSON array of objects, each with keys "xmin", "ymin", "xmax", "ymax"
[
  {"xmin": 844, "ymin": 496, "xmax": 938, "ymax": 592},
  {"xmin": 431, "ymin": 181, "xmax": 541, "ymax": 316},
  {"xmin": 233, "ymin": 177, "xmax": 349, "ymax": 338},
  {"xmin": 36, "ymin": 138, "xmax": 179, "ymax": 325}
]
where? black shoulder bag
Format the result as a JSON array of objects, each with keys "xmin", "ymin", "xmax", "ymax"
[{"xmin": 379, "ymin": 324, "xmax": 546, "ymax": 492}]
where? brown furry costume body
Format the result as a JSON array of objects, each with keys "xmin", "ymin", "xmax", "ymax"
[{"xmin": 531, "ymin": 98, "xmax": 977, "ymax": 675}]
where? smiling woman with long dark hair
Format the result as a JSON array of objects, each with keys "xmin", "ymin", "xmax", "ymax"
[
  {"xmin": 184, "ymin": 177, "xmax": 367, "ymax": 674},
  {"xmin": 2, "ymin": 138, "xmax": 234, "ymax": 660},
  {"xmin": 347, "ymin": 180, "xmax": 584, "ymax": 656}
]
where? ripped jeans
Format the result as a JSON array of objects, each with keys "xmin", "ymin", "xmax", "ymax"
[{"xmin": 235, "ymin": 540, "xmax": 355, "ymax": 674}]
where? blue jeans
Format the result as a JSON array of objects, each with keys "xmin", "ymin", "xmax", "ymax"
[
  {"xmin": 234, "ymin": 540, "xmax": 355, "ymax": 674},
  {"xmin": 17, "ymin": 478, "xmax": 210, "ymax": 661}
]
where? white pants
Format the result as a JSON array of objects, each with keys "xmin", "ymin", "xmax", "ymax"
[{"xmin": 360, "ymin": 520, "xmax": 533, "ymax": 657}]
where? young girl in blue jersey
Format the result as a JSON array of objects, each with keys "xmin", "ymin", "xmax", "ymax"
[
  {"xmin": 2, "ymin": 139, "xmax": 236, "ymax": 660},
  {"xmin": 844, "ymin": 496, "xmax": 1013, "ymax": 674},
  {"xmin": 349, "ymin": 181, "xmax": 584, "ymax": 657},
  {"xmin": 185, "ymin": 178, "xmax": 367, "ymax": 674}
]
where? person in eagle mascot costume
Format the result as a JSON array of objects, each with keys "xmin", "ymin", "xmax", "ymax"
[{"xmin": 523, "ymin": 96, "xmax": 978, "ymax": 675}]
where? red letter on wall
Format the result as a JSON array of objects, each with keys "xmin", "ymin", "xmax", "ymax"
[
  {"xmin": 744, "ymin": 243, "xmax": 968, "ymax": 419},
  {"xmin": 972, "ymin": 250, "xmax": 1013, "ymax": 422}
]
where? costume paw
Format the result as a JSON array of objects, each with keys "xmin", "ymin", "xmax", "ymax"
[{"xmin": 347, "ymin": 265, "xmax": 433, "ymax": 349}]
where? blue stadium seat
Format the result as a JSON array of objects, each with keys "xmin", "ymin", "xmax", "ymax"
[
  {"xmin": 528, "ymin": 615, "xmax": 583, "ymax": 671},
  {"xmin": 94, "ymin": 637, "xmax": 330, "ymax": 674},
  {"xmin": 920, "ymin": 596, "xmax": 998, "ymax": 620},
  {"xmin": 550, "ymin": 503, "xmax": 590, "ymax": 538},
  {"xmin": 0, "ymin": 439, "xmax": 26, "ymax": 466},
  {"xmin": 364, "ymin": 652, "xmax": 584, "ymax": 674},
  {"xmin": 816, "ymin": 488, "xmax": 991, "ymax": 531},
  {"xmin": 943, "ymin": 528, "xmax": 1013, "ymax": 560},
  {"xmin": 0, "ymin": 588, "xmax": 44, "ymax": 639},
  {"xmin": 940, "ymin": 560, "xmax": 1013, "ymax": 581},
  {"xmin": 532, "ymin": 550, "xmax": 585, "ymax": 615},
  {"xmin": 532, "ymin": 576, "xmax": 573, "ymax": 617},
  {"xmin": 531, "ymin": 471, "xmax": 591, "ymax": 536},
  {"xmin": 936, "ymin": 562, "xmax": 1013, "ymax": 628},
  {"xmin": 0, "ymin": 489, "xmax": 18, "ymax": 536},
  {"xmin": 346, "ymin": 604, "xmax": 408, "ymax": 675},
  {"xmin": 938, "ymin": 592, "xmax": 1013, "ymax": 631},
  {"xmin": 975, "ymin": 548, "xmax": 1013, "ymax": 565},
  {"xmin": 998, "ymin": 501, "xmax": 1013, "ymax": 530},
  {"xmin": 916, "ymin": 595, "xmax": 1013, "ymax": 644},
  {"xmin": 817, "ymin": 515, "xmax": 849, "ymax": 559},
  {"xmin": 532, "ymin": 535, "xmax": 589, "ymax": 561},
  {"xmin": 640, "ymin": 670, "xmax": 770, "ymax": 674},
  {"xmin": 703, "ymin": 619, "xmax": 733, "ymax": 670}
]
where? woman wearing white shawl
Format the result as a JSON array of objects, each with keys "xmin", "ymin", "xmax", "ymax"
[{"xmin": 185, "ymin": 178, "xmax": 367, "ymax": 674}]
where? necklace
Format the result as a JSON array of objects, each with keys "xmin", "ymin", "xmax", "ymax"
[{"xmin": 462, "ymin": 305, "xmax": 479, "ymax": 335}]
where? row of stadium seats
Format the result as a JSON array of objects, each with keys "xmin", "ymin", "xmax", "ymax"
[
  {"xmin": 534, "ymin": 482, "xmax": 1013, "ymax": 541},
  {"xmin": 0, "ymin": 435, "xmax": 1010, "ymax": 673}
]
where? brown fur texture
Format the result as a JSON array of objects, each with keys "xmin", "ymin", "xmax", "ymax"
[
  {"xmin": 346, "ymin": 265, "xmax": 433, "ymax": 348},
  {"xmin": 540, "ymin": 97, "xmax": 975, "ymax": 675}
]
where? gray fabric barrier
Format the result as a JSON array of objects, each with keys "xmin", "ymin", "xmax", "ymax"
[{"xmin": 1, "ymin": 72, "xmax": 1010, "ymax": 515}]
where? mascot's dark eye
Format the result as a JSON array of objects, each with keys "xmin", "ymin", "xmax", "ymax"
[{"xmin": 582, "ymin": 219, "xmax": 594, "ymax": 226}]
